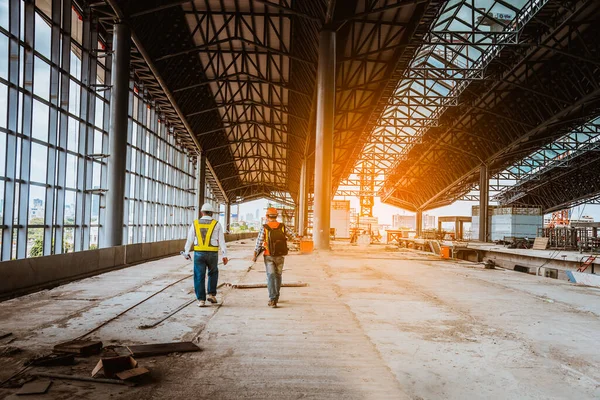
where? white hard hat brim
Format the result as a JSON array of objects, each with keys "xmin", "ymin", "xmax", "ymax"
[{"xmin": 201, "ymin": 203, "xmax": 215, "ymax": 213}]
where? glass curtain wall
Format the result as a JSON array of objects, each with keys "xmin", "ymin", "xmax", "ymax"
[{"xmin": 0, "ymin": 0, "xmax": 204, "ymax": 261}]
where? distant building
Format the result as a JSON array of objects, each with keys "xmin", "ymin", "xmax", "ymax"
[
  {"xmin": 246, "ymin": 213, "xmax": 254, "ymax": 222},
  {"xmin": 255, "ymin": 209, "xmax": 260, "ymax": 220},
  {"xmin": 423, "ymin": 214, "xmax": 436, "ymax": 229},
  {"xmin": 392, "ymin": 214, "xmax": 416, "ymax": 230}
]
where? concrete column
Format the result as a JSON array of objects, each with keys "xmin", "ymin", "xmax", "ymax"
[
  {"xmin": 298, "ymin": 158, "xmax": 308, "ymax": 236},
  {"xmin": 455, "ymin": 218, "xmax": 460, "ymax": 240},
  {"xmin": 104, "ymin": 23, "xmax": 130, "ymax": 248},
  {"xmin": 225, "ymin": 203, "xmax": 231, "ymax": 233},
  {"xmin": 416, "ymin": 210, "xmax": 423, "ymax": 237},
  {"xmin": 479, "ymin": 164, "xmax": 489, "ymax": 242},
  {"xmin": 196, "ymin": 153, "xmax": 206, "ymax": 219},
  {"xmin": 313, "ymin": 30, "xmax": 335, "ymax": 250}
]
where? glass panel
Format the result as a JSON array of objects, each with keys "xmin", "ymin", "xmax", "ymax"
[
  {"xmin": 89, "ymin": 226, "xmax": 98, "ymax": 249},
  {"xmin": 0, "ymin": 180, "xmax": 4, "ymax": 221},
  {"xmin": 67, "ymin": 116, "xmax": 78, "ymax": 151},
  {"xmin": 29, "ymin": 143, "xmax": 48, "ymax": 183},
  {"xmin": 65, "ymin": 154, "xmax": 77, "ymax": 188},
  {"xmin": 128, "ymin": 199, "xmax": 134, "ymax": 224},
  {"xmin": 34, "ymin": 12, "xmax": 51, "ymax": 59},
  {"xmin": 0, "ymin": 33, "xmax": 8, "ymax": 80},
  {"xmin": 33, "ymin": 56, "xmax": 51, "ymax": 100},
  {"xmin": 31, "ymin": 99, "xmax": 49, "ymax": 141},
  {"xmin": 15, "ymin": 137, "xmax": 20, "ymax": 180},
  {"xmin": 70, "ymin": 47, "xmax": 81, "ymax": 80},
  {"xmin": 63, "ymin": 227, "xmax": 74, "ymax": 252},
  {"xmin": 71, "ymin": 8, "xmax": 82, "ymax": 44},
  {"xmin": 35, "ymin": 0, "xmax": 51, "ymax": 18},
  {"xmin": 64, "ymin": 190, "xmax": 75, "ymax": 224},
  {"xmin": 69, "ymin": 79, "xmax": 80, "ymax": 115},
  {"xmin": 0, "ymin": 83, "xmax": 7, "ymax": 128},
  {"xmin": 17, "ymin": 91, "xmax": 23, "ymax": 133},
  {"xmin": 27, "ymin": 227, "xmax": 43, "ymax": 257},
  {"xmin": 130, "ymin": 174, "xmax": 135, "ymax": 197},
  {"xmin": 28, "ymin": 185, "xmax": 45, "ymax": 224},
  {"xmin": 0, "ymin": 0, "xmax": 8, "ymax": 30},
  {"xmin": 96, "ymin": 65, "xmax": 105, "ymax": 84},
  {"xmin": 92, "ymin": 161, "xmax": 100, "ymax": 188},
  {"xmin": 91, "ymin": 194, "xmax": 99, "ymax": 224},
  {"xmin": 95, "ymin": 97, "xmax": 103, "ymax": 129},
  {"xmin": 133, "ymin": 96, "xmax": 140, "ymax": 120},
  {"xmin": 13, "ymin": 181, "xmax": 18, "ymax": 224},
  {"xmin": 93, "ymin": 129, "xmax": 102, "ymax": 154},
  {"xmin": 131, "ymin": 123, "xmax": 137, "ymax": 146}
]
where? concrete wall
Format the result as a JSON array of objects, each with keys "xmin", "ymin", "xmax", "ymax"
[
  {"xmin": 0, "ymin": 233, "xmax": 257, "ymax": 300},
  {"xmin": 480, "ymin": 249, "xmax": 582, "ymax": 281}
]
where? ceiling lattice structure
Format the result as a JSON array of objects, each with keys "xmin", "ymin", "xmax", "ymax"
[
  {"xmin": 369, "ymin": 0, "xmax": 600, "ymax": 212},
  {"xmin": 95, "ymin": 0, "xmax": 600, "ymax": 212},
  {"xmin": 95, "ymin": 0, "xmax": 444, "ymax": 205}
]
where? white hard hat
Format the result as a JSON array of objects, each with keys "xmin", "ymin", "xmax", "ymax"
[{"xmin": 201, "ymin": 203, "xmax": 214, "ymax": 213}]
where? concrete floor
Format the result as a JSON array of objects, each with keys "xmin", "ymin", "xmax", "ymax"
[{"xmin": 1, "ymin": 241, "xmax": 599, "ymax": 399}]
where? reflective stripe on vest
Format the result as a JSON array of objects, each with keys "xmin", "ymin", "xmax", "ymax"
[{"xmin": 193, "ymin": 219, "xmax": 219, "ymax": 252}]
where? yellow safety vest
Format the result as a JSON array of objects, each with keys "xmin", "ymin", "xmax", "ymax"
[{"xmin": 193, "ymin": 219, "xmax": 219, "ymax": 252}]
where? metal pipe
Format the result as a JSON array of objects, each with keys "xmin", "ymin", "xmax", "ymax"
[
  {"xmin": 197, "ymin": 153, "xmax": 206, "ymax": 219},
  {"xmin": 313, "ymin": 30, "xmax": 335, "ymax": 250},
  {"xmin": 479, "ymin": 164, "xmax": 489, "ymax": 242},
  {"xmin": 104, "ymin": 23, "xmax": 130, "ymax": 248},
  {"xmin": 298, "ymin": 158, "xmax": 308, "ymax": 235}
]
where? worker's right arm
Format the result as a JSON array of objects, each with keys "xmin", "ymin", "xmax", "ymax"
[
  {"xmin": 253, "ymin": 228, "xmax": 265, "ymax": 262},
  {"xmin": 183, "ymin": 224, "xmax": 196, "ymax": 257}
]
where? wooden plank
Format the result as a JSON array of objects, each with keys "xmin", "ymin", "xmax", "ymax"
[
  {"xmin": 54, "ymin": 340, "xmax": 103, "ymax": 356},
  {"xmin": 230, "ymin": 282, "xmax": 308, "ymax": 289},
  {"xmin": 34, "ymin": 372, "xmax": 133, "ymax": 386},
  {"xmin": 532, "ymin": 237, "xmax": 549, "ymax": 250},
  {"xmin": 116, "ymin": 367, "xmax": 150, "ymax": 381},
  {"xmin": 17, "ymin": 380, "xmax": 52, "ymax": 395},
  {"xmin": 126, "ymin": 342, "xmax": 200, "ymax": 358}
]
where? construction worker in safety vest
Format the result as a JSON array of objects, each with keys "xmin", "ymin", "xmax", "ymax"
[
  {"xmin": 184, "ymin": 203, "xmax": 228, "ymax": 307},
  {"xmin": 252, "ymin": 207, "xmax": 297, "ymax": 308}
]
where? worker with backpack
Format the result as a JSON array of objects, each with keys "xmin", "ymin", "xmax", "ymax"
[{"xmin": 252, "ymin": 207, "xmax": 297, "ymax": 308}]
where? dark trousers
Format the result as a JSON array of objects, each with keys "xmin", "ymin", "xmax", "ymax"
[{"xmin": 193, "ymin": 251, "xmax": 219, "ymax": 301}]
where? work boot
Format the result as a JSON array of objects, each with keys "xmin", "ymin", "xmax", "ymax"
[
  {"xmin": 268, "ymin": 300, "xmax": 277, "ymax": 308},
  {"xmin": 197, "ymin": 300, "xmax": 206, "ymax": 307},
  {"xmin": 207, "ymin": 294, "xmax": 217, "ymax": 304}
]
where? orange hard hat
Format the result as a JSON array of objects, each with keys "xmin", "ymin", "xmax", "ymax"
[{"xmin": 266, "ymin": 207, "xmax": 278, "ymax": 216}]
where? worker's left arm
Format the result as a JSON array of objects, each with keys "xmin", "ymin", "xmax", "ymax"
[{"xmin": 218, "ymin": 223, "xmax": 229, "ymax": 265}]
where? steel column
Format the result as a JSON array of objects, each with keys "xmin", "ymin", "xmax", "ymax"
[
  {"xmin": 104, "ymin": 23, "xmax": 130, "ymax": 247},
  {"xmin": 313, "ymin": 30, "xmax": 335, "ymax": 250},
  {"xmin": 298, "ymin": 158, "xmax": 308, "ymax": 235},
  {"xmin": 479, "ymin": 164, "xmax": 489, "ymax": 242},
  {"xmin": 225, "ymin": 203, "xmax": 231, "ymax": 232},
  {"xmin": 196, "ymin": 153, "xmax": 206, "ymax": 219},
  {"xmin": 416, "ymin": 210, "xmax": 423, "ymax": 237}
]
